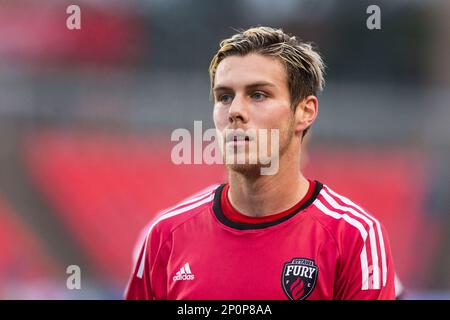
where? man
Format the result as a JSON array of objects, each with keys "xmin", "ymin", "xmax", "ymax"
[{"xmin": 125, "ymin": 26, "xmax": 396, "ymax": 300}]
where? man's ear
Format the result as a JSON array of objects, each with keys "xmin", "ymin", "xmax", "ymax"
[{"xmin": 294, "ymin": 95, "xmax": 318, "ymax": 136}]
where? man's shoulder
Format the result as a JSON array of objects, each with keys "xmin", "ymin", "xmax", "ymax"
[
  {"xmin": 145, "ymin": 184, "xmax": 220, "ymax": 235},
  {"xmin": 310, "ymin": 183, "xmax": 392, "ymax": 292},
  {"xmin": 131, "ymin": 184, "xmax": 221, "ymax": 265},
  {"xmin": 310, "ymin": 183, "xmax": 383, "ymax": 242}
]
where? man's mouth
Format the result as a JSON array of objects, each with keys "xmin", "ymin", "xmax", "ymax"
[
  {"xmin": 232, "ymin": 136, "xmax": 250, "ymax": 142},
  {"xmin": 225, "ymin": 130, "xmax": 254, "ymax": 144}
]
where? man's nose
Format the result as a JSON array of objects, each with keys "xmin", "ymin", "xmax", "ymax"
[{"xmin": 228, "ymin": 94, "xmax": 249, "ymax": 124}]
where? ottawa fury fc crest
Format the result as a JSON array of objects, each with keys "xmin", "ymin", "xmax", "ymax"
[{"xmin": 282, "ymin": 258, "xmax": 318, "ymax": 300}]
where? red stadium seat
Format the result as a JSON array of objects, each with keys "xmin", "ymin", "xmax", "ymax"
[{"xmin": 0, "ymin": 196, "xmax": 57, "ymax": 293}]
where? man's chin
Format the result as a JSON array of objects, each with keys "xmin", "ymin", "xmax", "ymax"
[{"xmin": 226, "ymin": 163, "xmax": 265, "ymax": 177}]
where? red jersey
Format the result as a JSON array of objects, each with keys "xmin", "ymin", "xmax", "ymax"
[{"xmin": 125, "ymin": 181, "xmax": 395, "ymax": 300}]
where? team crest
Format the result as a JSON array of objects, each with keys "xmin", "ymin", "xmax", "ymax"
[{"xmin": 282, "ymin": 258, "xmax": 318, "ymax": 300}]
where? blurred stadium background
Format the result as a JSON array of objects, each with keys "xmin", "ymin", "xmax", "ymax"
[{"xmin": 0, "ymin": 0, "xmax": 449, "ymax": 299}]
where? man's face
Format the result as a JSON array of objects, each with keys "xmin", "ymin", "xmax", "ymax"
[{"xmin": 213, "ymin": 53, "xmax": 297, "ymax": 176}]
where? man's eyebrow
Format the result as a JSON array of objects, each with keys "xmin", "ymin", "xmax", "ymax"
[
  {"xmin": 212, "ymin": 86, "xmax": 232, "ymax": 93},
  {"xmin": 213, "ymin": 82, "xmax": 276, "ymax": 93}
]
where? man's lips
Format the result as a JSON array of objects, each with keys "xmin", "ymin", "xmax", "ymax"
[{"xmin": 228, "ymin": 136, "xmax": 250, "ymax": 143}]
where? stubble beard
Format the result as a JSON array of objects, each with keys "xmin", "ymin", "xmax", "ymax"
[{"xmin": 224, "ymin": 119, "xmax": 295, "ymax": 178}]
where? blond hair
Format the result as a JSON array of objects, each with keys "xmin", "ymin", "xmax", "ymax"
[{"xmin": 209, "ymin": 26, "xmax": 325, "ymax": 110}]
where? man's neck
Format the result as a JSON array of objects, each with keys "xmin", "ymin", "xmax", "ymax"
[{"xmin": 227, "ymin": 161, "xmax": 309, "ymax": 217}]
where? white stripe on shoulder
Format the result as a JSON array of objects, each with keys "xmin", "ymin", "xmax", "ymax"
[
  {"xmin": 320, "ymin": 188, "xmax": 380, "ymax": 289},
  {"xmin": 156, "ymin": 185, "xmax": 219, "ymax": 218},
  {"xmin": 136, "ymin": 192, "xmax": 215, "ymax": 279},
  {"xmin": 323, "ymin": 185, "xmax": 387, "ymax": 287},
  {"xmin": 313, "ymin": 198, "xmax": 370, "ymax": 290},
  {"xmin": 132, "ymin": 186, "xmax": 219, "ymax": 265}
]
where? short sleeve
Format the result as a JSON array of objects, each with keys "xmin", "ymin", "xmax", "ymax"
[{"xmin": 335, "ymin": 223, "xmax": 396, "ymax": 300}]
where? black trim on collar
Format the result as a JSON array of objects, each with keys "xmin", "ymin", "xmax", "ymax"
[{"xmin": 212, "ymin": 181, "xmax": 323, "ymax": 230}]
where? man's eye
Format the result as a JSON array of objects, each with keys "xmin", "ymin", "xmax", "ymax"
[
  {"xmin": 219, "ymin": 94, "xmax": 233, "ymax": 104},
  {"xmin": 251, "ymin": 92, "xmax": 267, "ymax": 101}
]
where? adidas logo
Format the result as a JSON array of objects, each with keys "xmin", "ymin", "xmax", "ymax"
[{"xmin": 173, "ymin": 263, "xmax": 195, "ymax": 281}]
